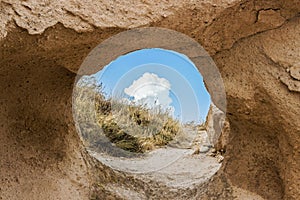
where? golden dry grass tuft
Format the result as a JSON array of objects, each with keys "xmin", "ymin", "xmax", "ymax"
[{"xmin": 74, "ymin": 77, "xmax": 185, "ymax": 153}]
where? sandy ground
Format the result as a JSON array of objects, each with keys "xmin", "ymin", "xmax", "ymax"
[{"xmin": 91, "ymin": 146, "xmax": 221, "ymax": 188}]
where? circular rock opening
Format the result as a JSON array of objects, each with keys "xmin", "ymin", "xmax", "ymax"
[{"xmin": 73, "ymin": 46, "xmax": 228, "ymax": 188}]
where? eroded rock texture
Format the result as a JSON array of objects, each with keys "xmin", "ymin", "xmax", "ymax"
[{"xmin": 0, "ymin": 0, "xmax": 299, "ymax": 199}]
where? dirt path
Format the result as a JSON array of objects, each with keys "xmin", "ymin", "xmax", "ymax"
[{"xmin": 91, "ymin": 146, "xmax": 221, "ymax": 188}]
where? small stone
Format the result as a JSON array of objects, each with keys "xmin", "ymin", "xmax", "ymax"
[
  {"xmin": 162, "ymin": 13, "xmax": 168, "ymax": 18},
  {"xmin": 211, "ymin": 148, "xmax": 217, "ymax": 153},
  {"xmin": 216, "ymin": 155, "xmax": 224, "ymax": 163},
  {"xmin": 193, "ymin": 148, "xmax": 200, "ymax": 155},
  {"xmin": 199, "ymin": 145, "xmax": 210, "ymax": 153},
  {"xmin": 207, "ymin": 152, "xmax": 215, "ymax": 157}
]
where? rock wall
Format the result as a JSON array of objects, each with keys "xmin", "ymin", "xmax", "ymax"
[
  {"xmin": 0, "ymin": 0, "xmax": 299, "ymax": 199},
  {"xmin": 205, "ymin": 103, "xmax": 230, "ymax": 151}
]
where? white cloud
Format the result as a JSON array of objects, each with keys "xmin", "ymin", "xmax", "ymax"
[{"xmin": 124, "ymin": 73, "xmax": 174, "ymax": 113}]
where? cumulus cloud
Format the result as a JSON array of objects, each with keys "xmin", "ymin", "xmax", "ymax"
[{"xmin": 124, "ymin": 73, "xmax": 174, "ymax": 113}]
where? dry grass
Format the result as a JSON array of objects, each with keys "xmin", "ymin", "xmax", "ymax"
[
  {"xmin": 95, "ymin": 97, "xmax": 182, "ymax": 153},
  {"xmin": 73, "ymin": 77, "xmax": 185, "ymax": 153}
]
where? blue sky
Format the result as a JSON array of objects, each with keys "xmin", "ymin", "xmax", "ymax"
[{"xmin": 93, "ymin": 48, "xmax": 211, "ymax": 123}]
